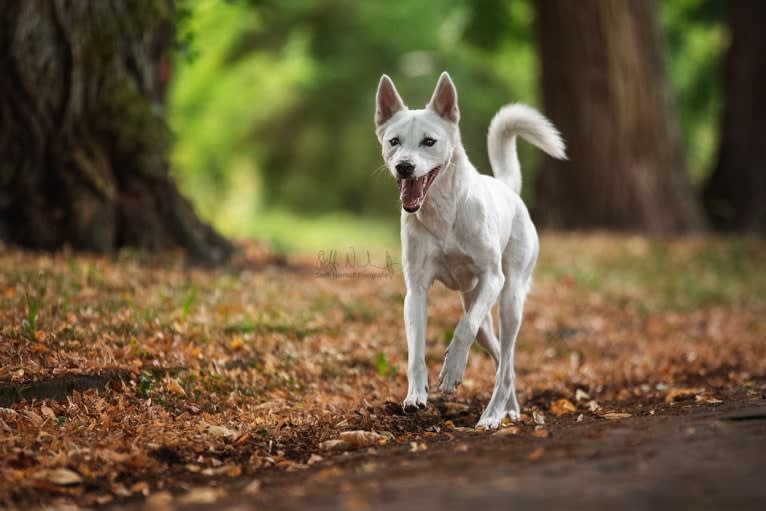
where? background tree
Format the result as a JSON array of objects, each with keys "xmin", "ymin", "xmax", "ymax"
[
  {"xmin": 703, "ymin": 0, "xmax": 766, "ymax": 234},
  {"xmin": 533, "ymin": 0, "xmax": 704, "ymax": 233},
  {"xmin": 0, "ymin": 0, "xmax": 231, "ymax": 262}
]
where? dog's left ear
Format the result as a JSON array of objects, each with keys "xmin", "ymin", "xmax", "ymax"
[{"xmin": 427, "ymin": 71, "xmax": 459, "ymax": 123}]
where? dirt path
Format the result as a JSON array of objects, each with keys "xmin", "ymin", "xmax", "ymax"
[{"xmin": 111, "ymin": 397, "xmax": 766, "ymax": 511}]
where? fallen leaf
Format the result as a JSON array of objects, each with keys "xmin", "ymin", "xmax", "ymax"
[
  {"xmin": 30, "ymin": 342, "xmax": 47, "ymax": 353},
  {"xmin": 40, "ymin": 405, "xmax": 56, "ymax": 421},
  {"xmin": 41, "ymin": 468, "xmax": 83, "ymax": 486},
  {"xmin": 409, "ymin": 442, "xmax": 427, "ymax": 453},
  {"xmin": 575, "ymin": 389, "xmax": 591, "ymax": 402},
  {"xmin": 338, "ymin": 430, "xmax": 386, "ymax": 448},
  {"xmin": 320, "ymin": 439, "xmax": 348, "ymax": 451},
  {"xmin": 201, "ymin": 421, "xmax": 237, "ymax": 439},
  {"xmin": 307, "ymin": 453, "xmax": 324, "ymax": 465},
  {"xmin": 532, "ymin": 410, "xmax": 546, "ymax": 425},
  {"xmin": 531, "ymin": 427, "xmax": 550, "ymax": 438},
  {"xmin": 23, "ymin": 410, "xmax": 43, "ymax": 427},
  {"xmin": 130, "ymin": 481, "xmax": 150, "ymax": 495},
  {"xmin": 201, "ymin": 464, "xmax": 242, "ymax": 477},
  {"xmin": 228, "ymin": 336, "xmax": 246, "ymax": 351},
  {"xmin": 601, "ymin": 412, "xmax": 632, "ymax": 420},
  {"xmin": 444, "ymin": 402, "xmax": 470, "ymax": 415},
  {"xmin": 165, "ymin": 378, "xmax": 186, "ymax": 396},
  {"xmin": 666, "ymin": 387, "xmax": 702, "ymax": 404},
  {"xmin": 494, "ymin": 426, "xmax": 520, "ymax": 436},
  {"xmin": 550, "ymin": 398, "xmax": 576, "ymax": 416},
  {"xmin": 696, "ymin": 394, "xmax": 723, "ymax": 405}
]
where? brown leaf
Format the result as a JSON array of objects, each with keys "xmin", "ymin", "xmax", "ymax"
[
  {"xmin": 601, "ymin": 412, "xmax": 632, "ymax": 420},
  {"xmin": 166, "ymin": 378, "xmax": 186, "ymax": 396},
  {"xmin": 320, "ymin": 439, "xmax": 348, "ymax": 451},
  {"xmin": 228, "ymin": 336, "xmax": 246, "ymax": 351},
  {"xmin": 41, "ymin": 468, "xmax": 83, "ymax": 486},
  {"xmin": 338, "ymin": 430, "xmax": 386, "ymax": 448},
  {"xmin": 665, "ymin": 387, "xmax": 702, "ymax": 404},
  {"xmin": 40, "ymin": 404, "xmax": 56, "ymax": 421},
  {"xmin": 23, "ymin": 410, "xmax": 43, "ymax": 427},
  {"xmin": 494, "ymin": 426, "xmax": 520, "ymax": 436},
  {"xmin": 550, "ymin": 398, "xmax": 576, "ymax": 416}
]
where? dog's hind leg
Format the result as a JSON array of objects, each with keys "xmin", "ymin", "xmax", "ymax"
[
  {"xmin": 476, "ymin": 275, "xmax": 527, "ymax": 429},
  {"xmin": 460, "ymin": 289, "xmax": 500, "ymax": 367}
]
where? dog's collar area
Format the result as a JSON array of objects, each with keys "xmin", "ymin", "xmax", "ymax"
[{"xmin": 398, "ymin": 166, "xmax": 441, "ymax": 213}]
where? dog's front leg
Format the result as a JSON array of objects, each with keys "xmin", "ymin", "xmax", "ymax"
[
  {"xmin": 439, "ymin": 270, "xmax": 504, "ymax": 393},
  {"xmin": 403, "ymin": 288, "xmax": 429, "ymax": 412}
]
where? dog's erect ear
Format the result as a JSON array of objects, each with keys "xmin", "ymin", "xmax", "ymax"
[
  {"xmin": 427, "ymin": 71, "xmax": 459, "ymax": 123},
  {"xmin": 376, "ymin": 75, "xmax": 406, "ymax": 126}
]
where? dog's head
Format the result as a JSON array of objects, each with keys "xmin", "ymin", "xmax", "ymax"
[{"xmin": 374, "ymin": 72, "xmax": 460, "ymax": 213}]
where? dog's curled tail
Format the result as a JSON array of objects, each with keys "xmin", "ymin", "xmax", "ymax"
[{"xmin": 487, "ymin": 104, "xmax": 566, "ymax": 194}]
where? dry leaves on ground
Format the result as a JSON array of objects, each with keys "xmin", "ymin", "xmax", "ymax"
[{"xmin": 0, "ymin": 235, "xmax": 765, "ymax": 509}]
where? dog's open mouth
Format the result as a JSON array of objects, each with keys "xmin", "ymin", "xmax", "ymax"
[{"xmin": 398, "ymin": 166, "xmax": 440, "ymax": 213}]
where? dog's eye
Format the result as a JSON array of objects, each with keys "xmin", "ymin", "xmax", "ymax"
[
  {"xmin": 421, "ymin": 137, "xmax": 436, "ymax": 147},
  {"xmin": 389, "ymin": 137, "xmax": 400, "ymax": 147}
]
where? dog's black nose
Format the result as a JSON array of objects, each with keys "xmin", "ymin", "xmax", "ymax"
[{"xmin": 395, "ymin": 162, "xmax": 415, "ymax": 178}]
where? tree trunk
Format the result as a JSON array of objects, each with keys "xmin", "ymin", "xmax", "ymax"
[
  {"xmin": 702, "ymin": 0, "xmax": 766, "ymax": 234},
  {"xmin": 533, "ymin": 0, "xmax": 703, "ymax": 233},
  {"xmin": 0, "ymin": 0, "xmax": 231, "ymax": 263}
]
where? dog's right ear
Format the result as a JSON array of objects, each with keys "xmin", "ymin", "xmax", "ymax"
[{"xmin": 376, "ymin": 75, "xmax": 406, "ymax": 126}]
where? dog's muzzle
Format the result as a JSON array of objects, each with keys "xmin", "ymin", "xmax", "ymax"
[{"xmin": 398, "ymin": 166, "xmax": 440, "ymax": 213}]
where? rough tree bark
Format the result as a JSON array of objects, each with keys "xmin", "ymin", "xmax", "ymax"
[
  {"xmin": 702, "ymin": 0, "xmax": 766, "ymax": 234},
  {"xmin": 0, "ymin": 1, "xmax": 231, "ymax": 263},
  {"xmin": 534, "ymin": 0, "xmax": 703, "ymax": 233}
]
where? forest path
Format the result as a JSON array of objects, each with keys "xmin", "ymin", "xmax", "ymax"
[{"xmin": 116, "ymin": 398, "xmax": 766, "ymax": 511}]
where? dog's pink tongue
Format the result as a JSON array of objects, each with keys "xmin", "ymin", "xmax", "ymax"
[{"xmin": 399, "ymin": 177, "xmax": 425, "ymax": 209}]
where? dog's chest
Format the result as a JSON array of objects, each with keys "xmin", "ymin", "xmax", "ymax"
[{"xmin": 433, "ymin": 242, "xmax": 480, "ymax": 291}]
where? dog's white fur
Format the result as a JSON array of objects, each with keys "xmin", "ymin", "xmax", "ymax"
[{"xmin": 374, "ymin": 72, "xmax": 566, "ymax": 428}]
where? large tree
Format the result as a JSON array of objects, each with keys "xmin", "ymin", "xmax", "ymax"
[
  {"xmin": 0, "ymin": 0, "xmax": 231, "ymax": 263},
  {"xmin": 533, "ymin": 0, "xmax": 703, "ymax": 233},
  {"xmin": 702, "ymin": 0, "xmax": 766, "ymax": 234}
]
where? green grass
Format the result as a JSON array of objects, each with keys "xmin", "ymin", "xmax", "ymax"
[
  {"xmin": 537, "ymin": 235, "xmax": 766, "ymax": 311},
  {"xmin": 244, "ymin": 208, "xmax": 399, "ymax": 253}
]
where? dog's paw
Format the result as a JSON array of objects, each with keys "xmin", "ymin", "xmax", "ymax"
[
  {"xmin": 475, "ymin": 410, "xmax": 504, "ymax": 430},
  {"xmin": 438, "ymin": 344, "xmax": 469, "ymax": 393},
  {"xmin": 402, "ymin": 390, "xmax": 428, "ymax": 414}
]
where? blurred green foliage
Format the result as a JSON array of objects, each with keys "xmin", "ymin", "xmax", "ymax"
[{"xmin": 169, "ymin": 0, "xmax": 727, "ymax": 250}]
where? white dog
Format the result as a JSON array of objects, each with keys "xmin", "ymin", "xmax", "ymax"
[{"xmin": 374, "ymin": 72, "xmax": 566, "ymax": 428}]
